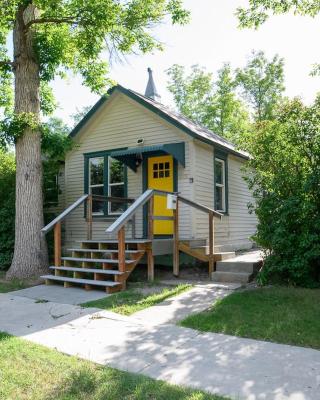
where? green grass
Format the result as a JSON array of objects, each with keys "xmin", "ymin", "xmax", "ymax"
[
  {"xmin": 0, "ymin": 271, "xmax": 29, "ymax": 293},
  {"xmin": 82, "ymin": 284, "xmax": 191, "ymax": 315},
  {"xmin": 180, "ymin": 286, "xmax": 320, "ymax": 350},
  {"xmin": 0, "ymin": 332, "xmax": 226, "ymax": 400}
]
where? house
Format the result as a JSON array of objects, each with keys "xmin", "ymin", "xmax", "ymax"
[{"xmin": 41, "ymin": 69, "xmax": 257, "ymax": 292}]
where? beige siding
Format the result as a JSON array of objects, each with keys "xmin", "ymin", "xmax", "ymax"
[
  {"xmin": 64, "ymin": 92, "xmax": 193, "ymax": 247},
  {"xmin": 193, "ymin": 141, "xmax": 257, "ymax": 251}
]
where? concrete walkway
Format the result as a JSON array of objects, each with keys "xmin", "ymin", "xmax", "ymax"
[
  {"xmin": 133, "ymin": 282, "xmax": 239, "ymax": 325},
  {"xmin": 0, "ymin": 285, "xmax": 319, "ymax": 400}
]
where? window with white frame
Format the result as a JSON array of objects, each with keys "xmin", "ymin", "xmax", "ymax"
[
  {"xmin": 108, "ymin": 157, "xmax": 125, "ymax": 215},
  {"xmin": 89, "ymin": 157, "xmax": 104, "ymax": 214},
  {"xmin": 215, "ymin": 158, "xmax": 226, "ymax": 212},
  {"xmin": 87, "ymin": 154, "xmax": 126, "ymax": 216}
]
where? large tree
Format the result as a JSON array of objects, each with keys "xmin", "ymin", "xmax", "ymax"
[
  {"xmin": 0, "ymin": 0, "xmax": 189, "ymax": 279},
  {"xmin": 236, "ymin": 51, "xmax": 285, "ymax": 122},
  {"xmin": 167, "ymin": 63, "xmax": 249, "ymax": 142}
]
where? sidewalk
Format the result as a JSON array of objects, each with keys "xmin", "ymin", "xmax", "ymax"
[{"xmin": 0, "ymin": 285, "xmax": 319, "ymax": 400}]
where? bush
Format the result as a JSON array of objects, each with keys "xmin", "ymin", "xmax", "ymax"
[
  {"xmin": 0, "ymin": 151, "xmax": 15, "ymax": 269},
  {"xmin": 243, "ymin": 97, "xmax": 320, "ymax": 287}
]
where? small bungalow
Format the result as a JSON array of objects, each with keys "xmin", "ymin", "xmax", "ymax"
[{"xmin": 42, "ymin": 69, "xmax": 257, "ymax": 292}]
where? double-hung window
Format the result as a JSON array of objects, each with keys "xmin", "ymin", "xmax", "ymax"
[
  {"xmin": 86, "ymin": 153, "xmax": 127, "ymax": 216},
  {"xmin": 214, "ymin": 157, "xmax": 227, "ymax": 212},
  {"xmin": 89, "ymin": 157, "xmax": 104, "ymax": 214}
]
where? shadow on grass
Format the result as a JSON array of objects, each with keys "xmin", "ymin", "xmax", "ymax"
[{"xmin": 45, "ymin": 365, "xmax": 217, "ymax": 400}]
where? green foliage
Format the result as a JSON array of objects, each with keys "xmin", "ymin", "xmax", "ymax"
[
  {"xmin": 0, "ymin": 0, "xmax": 190, "ymax": 147},
  {"xmin": 242, "ymin": 97, "xmax": 320, "ymax": 287},
  {"xmin": 0, "ymin": 112, "xmax": 39, "ymax": 143},
  {"xmin": 236, "ymin": 51, "xmax": 285, "ymax": 122},
  {"xmin": 210, "ymin": 64, "xmax": 250, "ymax": 142},
  {"xmin": 237, "ymin": 0, "xmax": 320, "ymax": 29},
  {"xmin": 0, "ymin": 117, "xmax": 72, "ymax": 270},
  {"xmin": 0, "ymin": 151, "xmax": 15, "ymax": 269},
  {"xmin": 41, "ymin": 117, "xmax": 73, "ymax": 207},
  {"xmin": 167, "ymin": 64, "xmax": 214, "ymax": 126},
  {"xmin": 167, "ymin": 64, "xmax": 250, "ymax": 142}
]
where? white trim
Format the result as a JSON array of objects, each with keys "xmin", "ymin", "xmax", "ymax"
[
  {"xmin": 215, "ymin": 158, "xmax": 226, "ymax": 212},
  {"xmin": 89, "ymin": 157, "xmax": 104, "ymax": 215},
  {"xmin": 108, "ymin": 156, "xmax": 125, "ymax": 215}
]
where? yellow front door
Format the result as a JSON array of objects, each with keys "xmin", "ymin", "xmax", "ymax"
[{"xmin": 148, "ymin": 155, "xmax": 174, "ymax": 235}]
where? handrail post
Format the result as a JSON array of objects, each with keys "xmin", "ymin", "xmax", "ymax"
[
  {"xmin": 54, "ymin": 222, "xmax": 62, "ymax": 268},
  {"xmin": 118, "ymin": 226, "xmax": 126, "ymax": 272},
  {"xmin": 148, "ymin": 195, "xmax": 154, "ymax": 240},
  {"xmin": 87, "ymin": 194, "xmax": 93, "ymax": 240},
  {"xmin": 173, "ymin": 197, "xmax": 179, "ymax": 277},
  {"xmin": 131, "ymin": 214, "xmax": 136, "ymax": 239},
  {"xmin": 147, "ymin": 195, "xmax": 154, "ymax": 281},
  {"xmin": 208, "ymin": 211, "xmax": 214, "ymax": 278}
]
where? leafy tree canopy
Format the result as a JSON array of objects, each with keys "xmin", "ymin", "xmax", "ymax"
[
  {"xmin": 236, "ymin": 51, "xmax": 285, "ymax": 122},
  {"xmin": 0, "ymin": 0, "xmax": 190, "ymax": 142},
  {"xmin": 167, "ymin": 63, "xmax": 250, "ymax": 142},
  {"xmin": 237, "ymin": 0, "xmax": 320, "ymax": 29}
]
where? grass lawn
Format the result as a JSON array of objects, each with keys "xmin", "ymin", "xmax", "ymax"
[
  {"xmin": 82, "ymin": 283, "xmax": 191, "ymax": 315},
  {"xmin": 180, "ymin": 286, "xmax": 320, "ymax": 350},
  {"xmin": 0, "ymin": 332, "xmax": 226, "ymax": 400},
  {"xmin": 0, "ymin": 271, "xmax": 30, "ymax": 293}
]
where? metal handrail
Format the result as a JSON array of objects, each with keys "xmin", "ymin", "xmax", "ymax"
[
  {"xmin": 106, "ymin": 189, "xmax": 221, "ymax": 235},
  {"xmin": 42, "ymin": 194, "xmax": 89, "ymax": 234},
  {"xmin": 178, "ymin": 195, "xmax": 222, "ymax": 219},
  {"xmin": 106, "ymin": 189, "xmax": 154, "ymax": 234}
]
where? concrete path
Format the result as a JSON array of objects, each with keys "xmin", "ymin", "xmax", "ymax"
[
  {"xmin": 0, "ymin": 286, "xmax": 319, "ymax": 400},
  {"xmin": 12, "ymin": 284, "xmax": 107, "ymax": 305},
  {"xmin": 134, "ymin": 282, "xmax": 240, "ymax": 325}
]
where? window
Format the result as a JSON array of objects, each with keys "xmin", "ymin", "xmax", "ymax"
[
  {"xmin": 89, "ymin": 157, "xmax": 104, "ymax": 214},
  {"xmin": 215, "ymin": 158, "xmax": 226, "ymax": 212},
  {"xmin": 86, "ymin": 153, "xmax": 127, "ymax": 216},
  {"xmin": 108, "ymin": 157, "xmax": 126, "ymax": 214},
  {"xmin": 153, "ymin": 161, "xmax": 170, "ymax": 179}
]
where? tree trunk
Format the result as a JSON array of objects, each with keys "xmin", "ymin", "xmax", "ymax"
[{"xmin": 6, "ymin": 4, "xmax": 48, "ymax": 279}]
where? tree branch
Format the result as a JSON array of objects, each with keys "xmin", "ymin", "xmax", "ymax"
[
  {"xmin": 24, "ymin": 16, "xmax": 78, "ymax": 31},
  {"xmin": 0, "ymin": 60, "xmax": 15, "ymax": 68}
]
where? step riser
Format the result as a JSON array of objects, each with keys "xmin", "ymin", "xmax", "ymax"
[
  {"xmin": 211, "ymin": 271, "xmax": 253, "ymax": 284},
  {"xmin": 216, "ymin": 261, "xmax": 261, "ymax": 273}
]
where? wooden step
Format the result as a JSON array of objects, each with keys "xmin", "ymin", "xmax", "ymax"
[
  {"xmin": 49, "ymin": 266, "xmax": 125, "ymax": 275},
  {"xmin": 79, "ymin": 239, "xmax": 151, "ymax": 244},
  {"xmin": 61, "ymin": 257, "xmax": 135, "ymax": 264},
  {"xmin": 41, "ymin": 275, "xmax": 121, "ymax": 287},
  {"xmin": 68, "ymin": 248, "xmax": 143, "ymax": 254}
]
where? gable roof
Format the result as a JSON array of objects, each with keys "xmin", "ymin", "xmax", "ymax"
[{"xmin": 69, "ymin": 85, "xmax": 249, "ymax": 160}]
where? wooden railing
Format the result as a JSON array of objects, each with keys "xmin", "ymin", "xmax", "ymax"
[
  {"xmin": 42, "ymin": 190, "xmax": 222, "ymax": 278},
  {"xmin": 42, "ymin": 194, "xmax": 135, "ymax": 268},
  {"xmin": 106, "ymin": 189, "xmax": 222, "ymax": 279}
]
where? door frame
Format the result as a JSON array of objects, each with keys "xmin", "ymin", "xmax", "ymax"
[{"xmin": 142, "ymin": 151, "xmax": 178, "ymax": 238}]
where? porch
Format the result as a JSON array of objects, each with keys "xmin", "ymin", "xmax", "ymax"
[{"xmin": 41, "ymin": 190, "xmax": 236, "ymax": 293}]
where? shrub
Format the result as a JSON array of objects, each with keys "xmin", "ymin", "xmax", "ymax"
[
  {"xmin": 0, "ymin": 150, "xmax": 15, "ymax": 269},
  {"xmin": 243, "ymin": 97, "xmax": 320, "ymax": 287}
]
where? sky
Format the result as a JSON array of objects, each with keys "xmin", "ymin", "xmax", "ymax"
[{"xmin": 52, "ymin": 0, "xmax": 320, "ymax": 125}]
